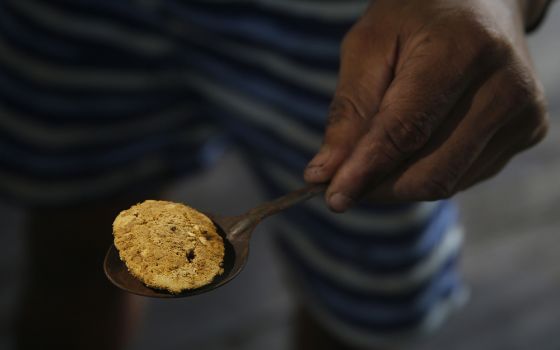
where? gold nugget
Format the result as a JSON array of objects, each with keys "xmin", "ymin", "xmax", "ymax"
[{"xmin": 113, "ymin": 200, "xmax": 224, "ymax": 293}]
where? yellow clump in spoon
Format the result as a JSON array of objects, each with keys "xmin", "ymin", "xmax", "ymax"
[{"xmin": 113, "ymin": 200, "xmax": 224, "ymax": 293}]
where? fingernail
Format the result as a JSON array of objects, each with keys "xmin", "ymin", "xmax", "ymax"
[
  {"xmin": 306, "ymin": 146, "xmax": 331, "ymax": 169},
  {"xmin": 328, "ymin": 192, "xmax": 353, "ymax": 213}
]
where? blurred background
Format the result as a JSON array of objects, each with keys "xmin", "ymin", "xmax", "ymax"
[{"xmin": 1, "ymin": 3, "xmax": 559, "ymax": 350}]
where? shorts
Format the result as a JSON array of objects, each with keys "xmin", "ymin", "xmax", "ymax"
[{"xmin": 0, "ymin": 0, "xmax": 467, "ymax": 347}]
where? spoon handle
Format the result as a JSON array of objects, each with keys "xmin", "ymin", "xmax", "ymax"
[
  {"xmin": 230, "ymin": 183, "xmax": 326, "ymax": 237},
  {"xmin": 249, "ymin": 183, "xmax": 326, "ymax": 220}
]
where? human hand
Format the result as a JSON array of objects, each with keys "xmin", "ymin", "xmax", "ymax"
[{"xmin": 304, "ymin": 0, "xmax": 550, "ymax": 212}]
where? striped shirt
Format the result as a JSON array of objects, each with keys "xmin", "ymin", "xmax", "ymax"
[{"xmin": 0, "ymin": 0, "xmax": 466, "ymax": 347}]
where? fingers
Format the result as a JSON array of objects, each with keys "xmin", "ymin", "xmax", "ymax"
[
  {"xmin": 457, "ymin": 142, "xmax": 535, "ymax": 192},
  {"xmin": 364, "ymin": 72, "xmax": 548, "ymax": 203},
  {"xmin": 303, "ymin": 96, "xmax": 370, "ymax": 183},
  {"xmin": 457, "ymin": 106, "xmax": 549, "ymax": 190},
  {"xmin": 363, "ymin": 102, "xmax": 497, "ymax": 202},
  {"xmin": 304, "ymin": 24, "xmax": 395, "ymax": 184},
  {"xmin": 324, "ymin": 36, "xmax": 480, "ymax": 211}
]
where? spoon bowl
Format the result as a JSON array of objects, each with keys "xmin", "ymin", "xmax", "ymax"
[{"xmin": 104, "ymin": 184, "xmax": 325, "ymax": 298}]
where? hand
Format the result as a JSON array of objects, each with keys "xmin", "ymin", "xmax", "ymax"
[{"xmin": 304, "ymin": 0, "xmax": 549, "ymax": 212}]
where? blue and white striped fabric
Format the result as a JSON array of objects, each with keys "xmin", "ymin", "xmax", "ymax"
[{"xmin": 0, "ymin": 0, "xmax": 467, "ymax": 347}]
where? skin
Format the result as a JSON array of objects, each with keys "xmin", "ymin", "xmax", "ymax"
[
  {"xmin": 304, "ymin": 0, "xmax": 551, "ymax": 213},
  {"xmin": 12, "ymin": 2, "xmax": 553, "ymax": 350}
]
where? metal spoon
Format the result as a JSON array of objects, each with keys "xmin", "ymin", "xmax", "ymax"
[{"xmin": 104, "ymin": 183, "xmax": 326, "ymax": 298}]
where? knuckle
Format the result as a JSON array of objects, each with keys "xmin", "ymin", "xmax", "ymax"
[
  {"xmin": 415, "ymin": 161, "xmax": 464, "ymax": 200},
  {"xmin": 327, "ymin": 95, "xmax": 367, "ymax": 127},
  {"xmin": 498, "ymin": 65, "xmax": 546, "ymax": 122},
  {"xmin": 509, "ymin": 73, "xmax": 538, "ymax": 105},
  {"xmin": 355, "ymin": 133, "xmax": 398, "ymax": 171},
  {"xmin": 419, "ymin": 176, "xmax": 456, "ymax": 200},
  {"xmin": 382, "ymin": 111, "xmax": 433, "ymax": 156},
  {"xmin": 525, "ymin": 94, "xmax": 548, "ymax": 126},
  {"xmin": 490, "ymin": 39, "xmax": 514, "ymax": 65},
  {"xmin": 532, "ymin": 119, "xmax": 549, "ymax": 144},
  {"xmin": 433, "ymin": 10, "xmax": 509, "ymax": 64},
  {"xmin": 416, "ymin": 7, "xmax": 514, "ymax": 70},
  {"xmin": 534, "ymin": 117, "xmax": 550, "ymax": 143},
  {"xmin": 449, "ymin": 15, "xmax": 513, "ymax": 70},
  {"xmin": 368, "ymin": 139, "xmax": 399, "ymax": 166},
  {"xmin": 526, "ymin": 109, "xmax": 550, "ymax": 146},
  {"xmin": 341, "ymin": 24, "xmax": 370, "ymax": 54},
  {"xmin": 477, "ymin": 36, "xmax": 512, "ymax": 69}
]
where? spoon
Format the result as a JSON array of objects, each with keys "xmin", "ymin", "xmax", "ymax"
[{"xmin": 104, "ymin": 183, "xmax": 326, "ymax": 298}]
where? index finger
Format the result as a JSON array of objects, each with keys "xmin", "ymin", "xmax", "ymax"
[{"xmin": 325, "ymin": 39, "xmax": 486, "ymax": 212}]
